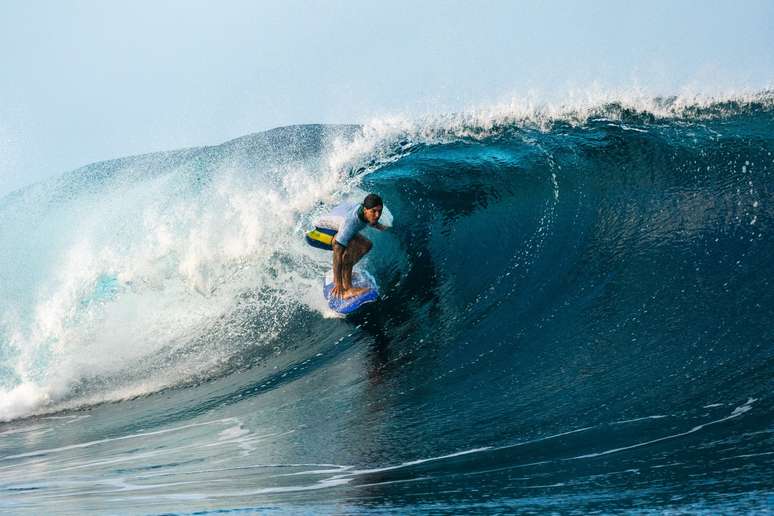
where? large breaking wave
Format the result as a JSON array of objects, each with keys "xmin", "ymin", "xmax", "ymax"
[{"xmin": 0, "ymin": 91, "xmax": 772, "ymax": 513}]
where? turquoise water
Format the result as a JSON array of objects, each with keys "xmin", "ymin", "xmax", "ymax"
[{"xmin": 0, "ymin": 94, "xmax": 772, "ymax": 513}]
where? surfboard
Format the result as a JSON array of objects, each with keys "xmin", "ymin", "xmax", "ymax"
[
  {"xmin": 323, "ymin": 270, "xmax": 379, "ymax": 315},
  {"xmin": 305, "ymin": 227, "xmax": 336, "ymax": 250}
]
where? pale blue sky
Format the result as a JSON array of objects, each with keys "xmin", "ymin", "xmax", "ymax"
[{"xmin": 1, "ymin": 0, "xmax": 772, "ymax": 196}]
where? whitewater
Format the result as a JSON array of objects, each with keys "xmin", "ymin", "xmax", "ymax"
[{"xmin": 0, "ymin": 92, "xmax": 772, "ymax": 513}]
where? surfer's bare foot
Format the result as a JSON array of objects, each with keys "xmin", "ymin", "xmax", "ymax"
[
  {"xmin": 331, "ymin": 285, "xmax": 367, "ymax": 299},
  {"xmin": 342, "ymin": 287, "xmax": 368, "ymax": 299}
]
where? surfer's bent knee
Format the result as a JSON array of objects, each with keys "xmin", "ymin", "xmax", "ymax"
[
  {"xmin": 334, "ymin": 235, "xmax": 371, "ymax": 265},
  {"xmin": 352, "ymin": 235, "xmax": 372, "ymax": 257}
]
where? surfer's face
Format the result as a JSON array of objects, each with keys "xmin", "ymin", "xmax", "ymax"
[{"xmin": 363, "ymin": 205, "xmax": 382, "ymax": 225}]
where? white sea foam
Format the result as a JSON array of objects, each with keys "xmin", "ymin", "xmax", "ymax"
[
  {"xmin": 0, "ymin": 383, "xmax": 51, "ymax": 422},
  {"xmin": 0, "ymin": 137, "xmax": 351, "ymax": 422},
  {"xmin": 565, "ymin": 398, "xmax": 758, "ymax": 461}
]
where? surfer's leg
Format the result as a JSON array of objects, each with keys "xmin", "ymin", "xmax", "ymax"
[
  {"xmin": 341, "ymin": 235, "xmax": 372, "ymax": 297},
  {"xmin": 343, "ymin": 235, "xmax": 371, "ymax": 284},
  {"xmin": 342, "ymin": 261, "xmax": 353, "ymax": 290},
  {"xmin": 347, "ymin": 234, "xmax": 372, "ymax": 265}
]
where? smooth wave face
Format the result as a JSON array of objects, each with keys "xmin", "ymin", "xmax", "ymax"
[{"xmin": 1, "ymin": 94, "xmax": 773, "ymax": 514}]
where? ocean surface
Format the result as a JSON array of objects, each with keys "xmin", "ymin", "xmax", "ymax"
[{"xmin": 0, "ymin": 93, "xmax": 772, "ymax": 514}]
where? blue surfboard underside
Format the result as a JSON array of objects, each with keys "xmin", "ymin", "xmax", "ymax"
[{"xmin": 323, "ymin": 270, "xmax": 379, "ymax": 315}]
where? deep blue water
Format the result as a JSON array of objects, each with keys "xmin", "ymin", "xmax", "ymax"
[{"xmin": 0, "ymin": 95, "xmax": 773, "ymax": 514}]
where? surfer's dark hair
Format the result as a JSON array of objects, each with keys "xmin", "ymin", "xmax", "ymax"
[{"xmin": 363, "ymin": 193, "xmax": 383, "ymax": 209}]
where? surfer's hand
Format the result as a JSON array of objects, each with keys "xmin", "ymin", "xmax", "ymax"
[{"xmin": 331, "ymin": 284, "xmax": 344, "ymax": 299}]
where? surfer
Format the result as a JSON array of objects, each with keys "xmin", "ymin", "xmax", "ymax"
[{"xmin": 331, "ymin": 193, "xmax": 387, "ymax": 299}]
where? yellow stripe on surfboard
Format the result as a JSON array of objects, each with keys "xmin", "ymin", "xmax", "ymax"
[{"xmin": 306, "ymin": 229, "xmax": 334, "ymax": 248}]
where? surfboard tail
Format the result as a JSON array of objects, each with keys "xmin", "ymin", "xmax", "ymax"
[{"xmin": 323, "ymin": 270, "xmax": 379, "ymax": 314}]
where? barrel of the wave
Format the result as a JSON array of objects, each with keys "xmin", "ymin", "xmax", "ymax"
[{"xmin": 305, "ymin": 199, "xmax": 393, "ymax": 315}]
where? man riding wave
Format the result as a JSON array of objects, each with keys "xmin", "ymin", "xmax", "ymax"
[{"xmin": 331, "ymin": 193, "xmax": 387, "ymax": 299}]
